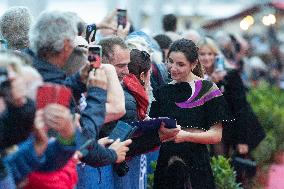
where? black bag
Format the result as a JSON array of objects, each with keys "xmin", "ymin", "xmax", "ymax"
[
  {"xmin": 232, "ymin": 154, "xmax": 257, "ymax": 179},
  {"xmin": 113, "ymin": 161, "xmax": 129, "ymax": 177}
]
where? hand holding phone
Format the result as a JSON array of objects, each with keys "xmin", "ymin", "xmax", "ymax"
[
  {"xmin": 87, "ymin": 67, "xmax": 108, "ymax": 90},
  {"xmin": 117, "ymin": 9, "xmax": 127, "ymax": 28}
]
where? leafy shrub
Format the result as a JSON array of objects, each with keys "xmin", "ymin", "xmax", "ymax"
[
  {"xmin": 147, "ymin": 161, "xmax": 156, "ymax": 189},
  {"xmin": 248, "ymin": 82, "xmax": 284, "ymax": 163},
  {"xmin": 211, "ymin": 156, "xmax": 243, "ymax": 189}
]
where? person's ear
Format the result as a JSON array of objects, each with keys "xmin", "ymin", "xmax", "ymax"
[
  {"xmin": 140, "ymin": 72, "xmax": 145, "ymax": 85},
  {"xmin": 191, "ymin": 61, "xmax": 198, "ymax": 72}
]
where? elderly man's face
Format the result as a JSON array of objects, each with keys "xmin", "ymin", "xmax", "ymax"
[
  {"xmin": 110, "ymin": 45, "xmax": 130, "ymax": 81},
  {"xmin": 61, "ymin": 39, "xmax": 75, "ymax": 67}
]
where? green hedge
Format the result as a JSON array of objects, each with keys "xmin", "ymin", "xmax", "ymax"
[
  {"xmin": 247, "ymin": 82, "xmax": 284, "ymax": 164},
  {"xmin": 211, "ymin": 156, "xmax": 242, "ymax": 189}
]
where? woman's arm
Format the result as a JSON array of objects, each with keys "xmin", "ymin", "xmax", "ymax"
[
  {"xmin": 174, "ymin": 123, "xmax": 223, "ymax": 144},
  {"xmin": 102, "ymin": 64, "xmax": 126, "ymax": 123}
]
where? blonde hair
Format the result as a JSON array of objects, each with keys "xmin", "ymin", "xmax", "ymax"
[
  {"xmin": 197, "ymin": 37, "xmax": 220, "ymax": 56},
  {"xmin": 0, "ymin": 50, "xmax": 24, "ymax": 74}
]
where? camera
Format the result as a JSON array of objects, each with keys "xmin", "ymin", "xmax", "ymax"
[
  {"xmin": 113, "ymin": 161, "xmax": 129, "ymax": 177},
  {"xmin": 0, "ymin": 67, "xmax": 10, "ymax": 97}
]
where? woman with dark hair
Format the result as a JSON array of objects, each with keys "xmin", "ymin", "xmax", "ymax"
[
  {"xmin": 113, "ymin": 49, "xmax": 152, "ymax": 189},
  {"xmin": 150, "ymin": 39, "xmax": 233, "ymax": 189},
  {"xmin": 122, "ymin": 49, "xmax": 152, "ymax": 121},
  {"xmin": 126, "ymin": 49, "xmax": 152, "ymax": 95}
]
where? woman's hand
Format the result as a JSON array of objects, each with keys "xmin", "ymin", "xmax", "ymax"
[
  {"xmin": 158, "ymin": 122, "xmax": 180, "ymax": 142},
  {"xmin": 174, "ymin": 130, "xmax": 190, "ymax": 143}
]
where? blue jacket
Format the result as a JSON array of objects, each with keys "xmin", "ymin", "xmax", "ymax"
[
  {"xmin": 0, "ymin": 97, "xmax": 76, "ymax": 188},
  {"xmin": 1, "ymin": 135, "xmax": 77, "ymax": 188},
  {"xmin": 26, "ymin": 49, "xmax": 117, "ymax": 166}
]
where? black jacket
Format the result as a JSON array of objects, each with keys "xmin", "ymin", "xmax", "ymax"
[
  {"xmin": 0, "ymin": 99, "xmax": 35, "ymax": 150},
  {"xmin": 221, "ymin": 70, "xmax": 265, "ymax": 150}
]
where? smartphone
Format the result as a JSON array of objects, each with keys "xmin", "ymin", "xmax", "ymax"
[
  {"xmin": 108, "ymin": 121, "xmax": 137, "ymax": 141},
  {"xmin": 88, "ymin": 45, "xmax": 102, "ymax": 69},
  {"xmin": 214, "ymin": 55, "xmax": 225, "ymax": 72},
  {"xmin": 36, "ymin": 83, "xmax": 72, "ymax": 109},
  {"xmin": 0, "ymin": 39, "xmax": 8, "ymax": 49},
  {"xmin": 117, "ymin": 9, "xmax": 127, "ymax": 28},
  {"xmin": 78, "ymin": 139, "xmax": 96, "ymax": 157},
  {"xmin": 85, "ymin": 24, "xmax": 97, "ymax": 43}
]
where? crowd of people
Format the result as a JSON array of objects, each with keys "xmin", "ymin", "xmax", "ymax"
[{"xmin": 0, "ymin": 6, "xmax": 271, "ymax": 189}]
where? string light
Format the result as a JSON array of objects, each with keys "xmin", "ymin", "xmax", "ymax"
[
  {"xmin": 240, "ymin": 15, "xmax": 254, "ymax": 30},
  {"xmin": 262, "ymin": 14, "xmax": 276, "ymax": 26}
]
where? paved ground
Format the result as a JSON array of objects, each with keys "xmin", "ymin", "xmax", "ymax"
[{"xmin": 266, "ymin": 153, "xmax": 284, "ymax": 189}]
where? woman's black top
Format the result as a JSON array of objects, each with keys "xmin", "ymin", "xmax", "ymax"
[
  {"xmin": 150, "ymin": 79, "xmax": 233, "ymax": 189},
  {"xmin": 150, "ymin": 80, "xmax": 233, "ymax": 131}
]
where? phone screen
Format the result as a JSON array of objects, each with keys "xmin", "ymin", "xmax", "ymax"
[
  {"xmin": 0, "ymin": 39, "xmax": 8, "ymax": 49},
  {"xmin": 85, "ymin": 24, "xmax": 97, "ymax": 43},
  {"xmin": 214, "ymin": 55, "xmax": 225, "ymax": 72},
  {"xmin": 117, "ymin": 9, "xmax": 127, "ymax": 28},
  {"xmin": 88, "ymin": 45, "xmax": 102, "ymax": 69}
]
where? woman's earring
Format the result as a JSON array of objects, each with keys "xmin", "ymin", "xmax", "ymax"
[{"xmin": 141, "ymin": 80, "xmax": 145, "ymax": 86}]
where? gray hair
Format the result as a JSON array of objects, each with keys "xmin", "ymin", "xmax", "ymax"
[
  {"xmin": 0, "ymin": 6, "xmax": 32, "ymax": 50},
  {"xmin": 22, "ymin": 65, "xmax": 43, "ymax": 100},
  {"xmin": 98, "ymin": 36, "xmax": 127, "ymax": 63},
  {"xmin": 29, "ymin": 10, "xmax": 77, "ymax": 57}
]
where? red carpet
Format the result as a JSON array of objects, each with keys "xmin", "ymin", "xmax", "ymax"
[{"xmin": 265, "ymin": 154, "xmax": 284, "ymax": 189}]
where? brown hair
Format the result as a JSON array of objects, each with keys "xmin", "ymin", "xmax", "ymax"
[
  {"xmin": 98, "ymin": 36, "xmax": 128, "ymax": 63},
  {"xmin": 168, "ymin": 38, "xmax": 204, "ymax": 78},
  {"xmin": 128, "ymin": 49, "xmax": 151, "ymax": 85}
]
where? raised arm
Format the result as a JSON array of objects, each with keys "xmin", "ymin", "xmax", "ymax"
[{"xmin": 101, "ymin": 64, "xmax": 126, "ymax": 123}]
